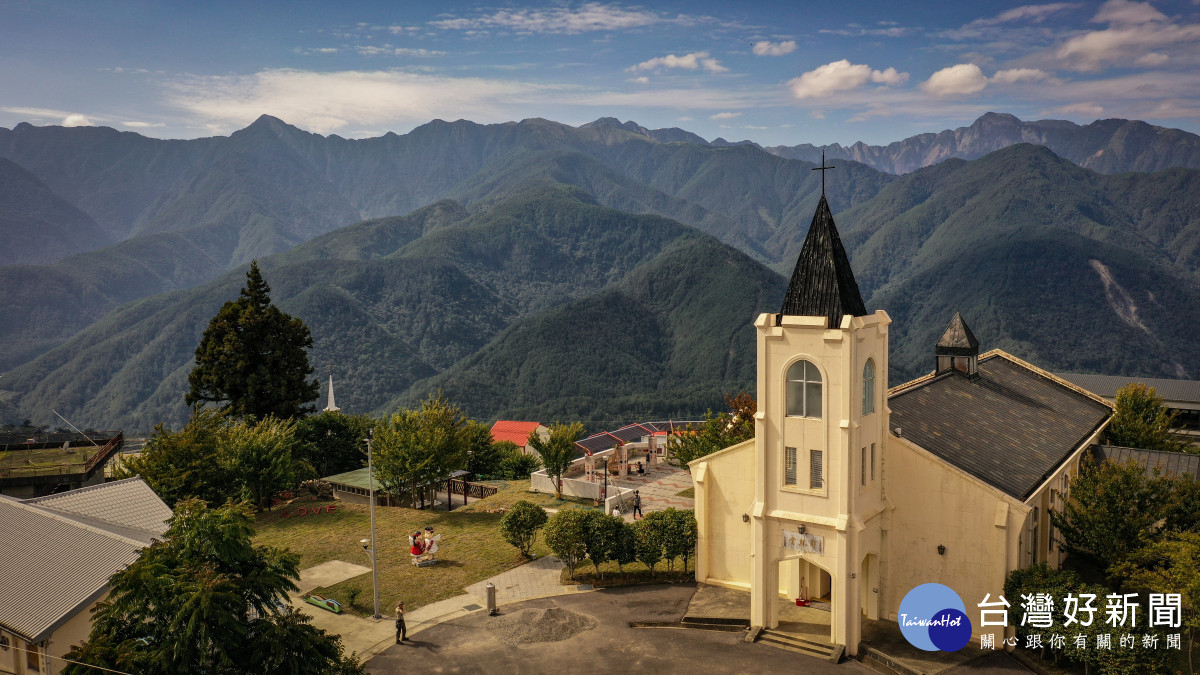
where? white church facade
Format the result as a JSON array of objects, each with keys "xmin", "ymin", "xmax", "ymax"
[{"xmin": 690, "ymin": 195, "xmax": 1113, "ymax": 656}]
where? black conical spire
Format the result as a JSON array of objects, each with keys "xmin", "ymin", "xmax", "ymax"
[
  {"xmin": 779, "ymin": 195, "xmax": 867, "ymax": 327},
  {"xmin": 936, "ymin": 312, "xmax": 979, "ymax": 356}
]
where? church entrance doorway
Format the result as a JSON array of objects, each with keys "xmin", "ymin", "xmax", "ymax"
[{"xmin": 774, "ymin": 555, "xmax": 834, "ymax": 644}]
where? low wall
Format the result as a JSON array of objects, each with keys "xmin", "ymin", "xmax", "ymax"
[{"xmin": 530, "ymin": 470, "xmax": 635, "ymax": 515}]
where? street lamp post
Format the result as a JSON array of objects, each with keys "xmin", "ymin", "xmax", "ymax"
[{"xmin": 366, "ymin": 431, "xmax": 381, "ymax": 620}]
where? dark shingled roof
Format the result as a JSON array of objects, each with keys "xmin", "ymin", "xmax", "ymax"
[
  {"xmin": 780, "ymin": 195, "xmax": 867, "ymax": 327},
  {"xmin": 936, "ymin": 312, "xmax": 979, "ymax": 356},
  {"xmin": 889, "ymin": 353, "xmax": 1112, "ymax": 500},
  {"xmin": 1090, "ymin": 445, "xmax": 1200, "ymax": 479}
]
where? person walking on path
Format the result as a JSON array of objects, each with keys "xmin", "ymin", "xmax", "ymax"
[
  {"xmin": 632, "ymin": 490, "xmax": 643, "ymax": 519},
  {"xmin": 395, "ymin": 602, "xmax": 407, "ymax": 643}
]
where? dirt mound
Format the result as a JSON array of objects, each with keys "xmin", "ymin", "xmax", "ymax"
[{"xmin": 485, "ymin": 607, "xmax": 599, "ymax": 645}]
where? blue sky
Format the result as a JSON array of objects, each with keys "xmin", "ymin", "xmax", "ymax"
[{"xmin": 3, "ymin": 1, "xmax": 1199, "ymax": 145}]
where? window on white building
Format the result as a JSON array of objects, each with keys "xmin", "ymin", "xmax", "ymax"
[
  {"xmin": 863, "ymin": 358, "xmax": 876, "ymax": 415},
  {"xmin": 810, "ymin": 449, "xmax": 824, "ymax": 489},
  {"xmin": 785, "ymin": 447, "xmax": 797, "ymax": 486},
  {"xmin": 786, "ymin": 360, "xmax": 822, "ymax": 419}
]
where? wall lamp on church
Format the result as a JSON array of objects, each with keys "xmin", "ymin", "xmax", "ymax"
[
  {"xmin": 938, "ymin": 545, "xmax": 946, "ymax": 555},
  {"xmin": 799, "ymin": 524, "xmax": 806, "ymax": 535},
  {"xmin": 742, "ymin": 514, "xmax": 749, "ymax": 522}
]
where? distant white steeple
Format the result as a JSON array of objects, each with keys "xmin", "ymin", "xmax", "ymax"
[{"xmin": 324, "ymin": 372, "xmax": 339, "ymax": 412}]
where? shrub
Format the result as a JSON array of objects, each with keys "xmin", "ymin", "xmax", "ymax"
[
  {"xmin": 500, "ymin": 500, "xmax": 548, "ymax": 558},
  {"xmin": 544, "ymin": 509, "xmax": 590, "ymax": 578}
]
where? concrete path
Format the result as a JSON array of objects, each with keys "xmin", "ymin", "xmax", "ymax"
[
  {"xmin": 464, "ymin": 554, "xmax": 590, "ymax": 607},
  {"xmin": 609, "ymin": 462, "xmax": 695, "ymax": 514},
  {"xmin": 290, "ymin": 553, "xmax": 588, "ymax": 662},
  {"xmin": 295, "ymin": 560, "xmax": 371, "ymax": 593}
]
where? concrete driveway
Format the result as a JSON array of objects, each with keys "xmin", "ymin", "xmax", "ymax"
[{"xmin": 367, "ymin": 583, "xmax": 874, "ymax": 674}]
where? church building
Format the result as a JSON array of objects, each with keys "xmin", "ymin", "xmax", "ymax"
[{"xmin": 689, "ymin": 193, "xmax": 1113, "ymax": 656}]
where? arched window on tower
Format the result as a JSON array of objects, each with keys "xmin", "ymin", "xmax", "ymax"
[
  {"xmin": 862, "ymin": 358, "xmax": 876, "ymax": 416},
  {"xmin": 786, "ymin": 360, "xmax": 822, "ymax": 419}
]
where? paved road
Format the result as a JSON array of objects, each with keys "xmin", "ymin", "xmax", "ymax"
[{"xmin": 368, "ymin": 584, "xmax": 874, "ymax": 674}]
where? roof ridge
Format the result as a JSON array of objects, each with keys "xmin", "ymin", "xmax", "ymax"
[
  {"xmin": 21, "ymin": 475, "xmax": 143, "ymax": 504},
  {"xmin": 5, "ymin": 499, "xmax": 147, "ymax": 548},
  {"xmin": 984, "ymin": 349, "xmax": 1114, "ymax": 408}
]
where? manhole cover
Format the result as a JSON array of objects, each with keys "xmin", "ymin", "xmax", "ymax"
[{"xmin": 463, "ymin": 604, "xmax": 482, "ymax": 611}]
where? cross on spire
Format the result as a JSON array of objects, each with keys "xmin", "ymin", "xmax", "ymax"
[{"xmin": 812, "ymin": 150, "xmax": 835, "ymax": 195}]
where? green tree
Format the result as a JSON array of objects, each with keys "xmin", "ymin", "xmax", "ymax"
[
  {"xmin": 667, "ymin": 393, "xmax": 756, "ymax": 470},
  {"xmin": 1108, "ymin": 383, "xmax": 1189, "ymax": 452},
  {"xmin": 63, "ymin": 499, "xmax": 363, "ymax": 675},
  {"xmin": 663, "ymin": 508, "xmax": 698, "ymax": 573},
  {"xmin": 466, "ymin": 425, "xmax": 507, "ymax": 478},
  {"xmin": 1116, "ymin": 531, "xmax": 1200, "ymax": 674},
  {"xmin": 544, "ymin": 509, "xmax": 589, "ymax": 579},
  {"xmin": 186, "ymin": 261, "xmax": 319, "ymax": 420},
  {"xmin": 114, "ymin": 409, "xmax": 234, "ymax": 507},
  {"xmin": 373, "ymin": 393, "xmax": 470, "ymax": 508},
  {"xmin": 500, "ymin": 500, "xmax": 548, "ymax": 558},
  {"xmin": 1050, "ymin": 457, "xmax": 1169, "ymax": 574},
  {"xmin": 529, "ymin": 422, "xmax": 585, "ymax": 500},
  {"xmin": 294, "ymin": 410, "xmax": 375, "ymax": 479},
  {"xmin": 581, "ymin": 511, "xmax": 625, "ymax": 579},
  {"xmin": 1164, "ymin": 474, "xmax": 1200, "ymax": 535},
  {"xmin": 498, "ymin": 446, "xmax": 542, "ymax": 480},
  {"xmin": 613, "ymin": 521, "xmax": 637, "ymax": 573},
  {"xmin": 634, "ymin": 513, "xmax": 666, "ymax": 577},
  {"xmin": 219, "ymin": 416, "xmax": 299, "ymax": 512}
]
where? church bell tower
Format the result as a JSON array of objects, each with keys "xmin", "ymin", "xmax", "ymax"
[{"xmin": 748, "ymin": 179, "xmax": 890, "ymax": 656}]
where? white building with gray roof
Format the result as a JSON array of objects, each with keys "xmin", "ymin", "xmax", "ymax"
[{"xmin": 0, "ymin": 477, "xmax": 170, "ymax": 674}]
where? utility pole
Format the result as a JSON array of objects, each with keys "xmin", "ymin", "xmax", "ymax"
[{"xmin": 367, "ymin": 430, "xmax": 381, "ymax": 620}]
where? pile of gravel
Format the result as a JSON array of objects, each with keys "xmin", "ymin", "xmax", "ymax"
[{"xmin": 485, "ymin": 607, "xmax": 599, "ymax": 646}]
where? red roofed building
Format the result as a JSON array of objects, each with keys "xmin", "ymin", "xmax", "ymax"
[{"xmin": 490, "ymin": 421, "xmax": 549, "ymax": 456}]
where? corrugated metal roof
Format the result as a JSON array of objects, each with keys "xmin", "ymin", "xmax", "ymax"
[
  {"xmin": 0, "ymin": 499, "xmax": 142, "ymax": 642},
  {"xmin": 24, "ymin": 476, "xmax": 171, "ymax": 536},
  {"xmin": 1055, "ymin": 373, "xmax": 1200, "ymax": 408},
  {"xmin": 779, "ymin": 194, "xmax": 867, "ymax": 327},
  {"xmin": 890, "ymin": 353, "xmax": 1113, "ymax": 500},
  {"xmin": 1091, "ymin": 445, "xmax": 1200, "ymax": 478},
  {"xmin": 324, "ymin": 467, "xmax": 374, "ymax": 490}
]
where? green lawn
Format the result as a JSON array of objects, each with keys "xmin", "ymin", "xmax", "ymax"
[
  {"xmin": 0, "ymin": 446, "xmax": 91, "ymax": 476},
  {"xmin": 254, "ymin": 499, "xmax": 552, "ymax": 615},
  {"xmin": 676, "ymin": 487, "xmax": 695, "ymax": 498}
]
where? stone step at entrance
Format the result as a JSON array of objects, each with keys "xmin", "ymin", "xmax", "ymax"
[{"xmin": 756, "ymin": 629, "xmax": 844, "ymax": 663}]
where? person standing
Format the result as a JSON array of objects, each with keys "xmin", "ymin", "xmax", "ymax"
[
  {"xmin": 632, "ymin": 490, "xmax": 643, "ymax": 519},
  {"xmin": 395, "ymin": 602, "xmax": 407, "ymax": 643}
]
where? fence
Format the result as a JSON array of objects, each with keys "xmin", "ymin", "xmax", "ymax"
[{"xmin": 529, "ymin": 469, "xmax": 634, "ymax": 515}]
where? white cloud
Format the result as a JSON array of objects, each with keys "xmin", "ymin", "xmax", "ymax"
[
  {"xmin": 164, "ymin": 69, "xmax": 557, "ymax": 134},
  {"xmin": 787, "ymin": 60, "xmax": 908, "ymax": 99},
  {"xmin": 1046, "ymin": 102, "xmax": 1105, "ymax": 116},
  {"xmin": 819, "ymin": 26, "xmax": 911, "ymax": 37},
  {"xmin": 1093, "ymin": 0, "xmax": 1167, "ymax": 25},
  {"xmin": 430, "ymin": 3, "xmax": 668, "ymax": 34},
  {"xmin": 710, "ymin": 111, "xmax": 742, "ymax": 120},
  {"xmin": 122, "ymin": 120, "xmax": 166, "ymax": 128},
  {"xmin": 62, "ymin": 114, "xmax": 94, "ymax": 127},
  {"xmin": 753, "ymin": 40, "xmax": 797, "ymax": 56},
  {"xmin": 1056, "ymin": 0, "xmax": 1200, "ymax": 71},
  {"xmin": 309, "ymin": 47, "xmax": 339, "ymax": 54},
  {"xmin": 1135, "ymin": 52, "xmax": 1170, "ymax": 66},
  {"xmin": 810, "ymin": 110, "xmax": 826, "ymax": 119},
  {"xmin": 629, "ymin": 51, "xmax": 727, "ymax": 73},
  {"xmin": 2, "ymin": 106, "xmax": 99, "ymax": 126},
  {"xmin": 990, "ymin": 68, "xmax": 1051, "ymax": 84},
  {"xmin": 627, "ymin": 76, "xmax": 649, "ymax": 83},
  {"xmin": 356, "ymin": 46, "xmax": 445, "ymax": 57},
  {"xmin": 974, "ymin": 3, "xmax": 1082, "ymax": 27},
  {"xmin": 922, "ymin": 64, "xmax": 990, "ymax": 96},
  {"xmin": 676, "ymin": 116, "xmax": 694, "ymax": 121}
]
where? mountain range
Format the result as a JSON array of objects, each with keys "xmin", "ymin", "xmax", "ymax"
[{"xmin": 1, "ymin": 113, "xmax": 1198, "ymax": 431}]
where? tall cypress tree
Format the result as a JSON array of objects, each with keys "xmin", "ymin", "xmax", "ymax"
[{"xmin": 186, "ymin": 261, "xmax": 319, "ymax": 419}]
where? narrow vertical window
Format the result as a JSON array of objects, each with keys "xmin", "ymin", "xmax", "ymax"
[
  {"xmin": 785, "ymin": 447, "xmax": 797, "ymax": 486},
  {"xmin": 862, "ymin": 358, "xmax": 876, "ymax": 416},
  {"xmin": 861, "ymin": 447, "xmax": 866, "ymax": 486},
  {"xmin": 787, "ymin": 360, "xmax": 822, "ymax": 419},
  {"xmin": 810, "ymin": 449, "xmax": 824, "ymax": 489},
  {"xmin": 870, "ymin": 443, "xmax": 876, "ymax": 481}
]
